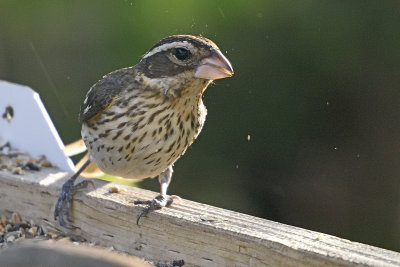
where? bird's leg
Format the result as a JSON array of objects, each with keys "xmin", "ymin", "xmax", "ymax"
[
  {"xmin": 134, "ymin": 166, "xmax": 179, "ymax": 224},
  {"xmin": 54, "ymin": 157, "xmax": 94, "ymax": 228}
]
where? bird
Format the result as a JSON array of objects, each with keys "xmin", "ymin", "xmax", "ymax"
[{"xmin": 54, "ymin": 35, "xmax": 234, "ymax": 227}]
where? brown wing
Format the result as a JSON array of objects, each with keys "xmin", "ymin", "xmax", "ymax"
[{"xmin": 79, "ymin": 73, "xmax": 123, "ymax": 123}]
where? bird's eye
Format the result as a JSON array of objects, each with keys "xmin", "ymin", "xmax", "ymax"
[{"xmin": 174, "ymin": 47, "xmax": 190, "ymax": 60}]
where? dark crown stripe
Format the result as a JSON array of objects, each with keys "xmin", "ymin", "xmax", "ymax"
[{"xmin": 145, "ymin": 35, "xmax": 216, "ymax": 57}]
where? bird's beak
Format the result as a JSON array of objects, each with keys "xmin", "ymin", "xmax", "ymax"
[{"xmin": 194, "ymin": 49, "xmax": 234, "ymax": 80}]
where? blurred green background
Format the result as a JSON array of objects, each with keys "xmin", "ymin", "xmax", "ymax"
[{"xmin": 0, "ymin": 1, "xmax": 399, "ymax": 251}]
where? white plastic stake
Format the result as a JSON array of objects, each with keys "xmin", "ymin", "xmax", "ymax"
[{"xmin": 0, "ymin": 80, "xmax": 74, "ymax": 172}]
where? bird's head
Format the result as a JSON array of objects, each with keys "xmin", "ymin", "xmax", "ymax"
[{"xmin": 138, "ymin": 35, "xmax": 233, "ymax": 97}]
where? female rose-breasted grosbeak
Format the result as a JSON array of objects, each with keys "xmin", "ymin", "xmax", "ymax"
[{"xmin": 54, "ymin": 35, "xmax": 233, "ymax": 226}]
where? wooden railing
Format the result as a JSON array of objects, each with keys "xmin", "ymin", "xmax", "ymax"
[{"xmin": 0, "ymin": 168, "xmax": 399, "ymax": 266}]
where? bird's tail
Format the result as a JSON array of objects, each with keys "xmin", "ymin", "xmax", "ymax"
[{"xmin": 63, "ymin": 139, "xmax": 103, "ymax": 178}]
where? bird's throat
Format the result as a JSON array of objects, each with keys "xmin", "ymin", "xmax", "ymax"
[{"xmin": 138, "ymin": 72, "xmax": 211, "ymax": 99}]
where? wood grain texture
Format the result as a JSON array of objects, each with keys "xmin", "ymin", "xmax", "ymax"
[{"xmin": 0, "ymin": 168, "xmax": 399, "ymax": 267}]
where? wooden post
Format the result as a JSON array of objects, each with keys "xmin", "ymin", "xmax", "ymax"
[{"xmin": 0, "ymin": 168, "xmax": 399, "ymax": 267}]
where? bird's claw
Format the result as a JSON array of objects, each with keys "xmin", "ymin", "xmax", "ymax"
[
  {"xmin": 134, "ymin": 195, "xmax": 176, "ymax": 225},
  {"xmin": 54, "ymin": 179, "xmax": 94, "ymax": 228}
]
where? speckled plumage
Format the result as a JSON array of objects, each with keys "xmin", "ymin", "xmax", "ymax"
[
  {"xmin": 79, "ymin": 35, "xmax": 225, "ymax": 182},
  {"xmin": 55, "ymin": 35, "xmax": 233, "ymax": 226},
  {"xmin": 81, "ymin": 70, "xmax": 209, "ymax": 180}
]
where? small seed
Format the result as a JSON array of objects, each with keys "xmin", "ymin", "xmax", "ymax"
[
  {"xmin": 1, "ymin": 215, "xmax": 8, "ymax": 226},
  {"xmin": 28, "ymin": 157, "xmax": 38, "ymax": 164},
  {"xmin": 109, "ymin": 186, "xmax": 120, "ymax": 193},
  {"xmin": 12, "ymin": 167, "xmax": 25, "ymax": 175},
  {"xmin": 29, "ymin": 226, "xmax": 38, "ymax": 236},
  {"xmin": 41, "ymin": 160, "xmax": 52, "ymax": 167},
  {"xmin": 5, "ymin": 224, "xmax": 12, "ymax": 232},
  {"xmin": 11, "ymin": 213, "xmax": 21, "ymax": 225},
  {"xmin": 15, "ymin": 158, "xmax": 25, "ymax": 166},
  {"xmin": 25, "ymin": 162, "xmax": 40, "ymax": 171}
]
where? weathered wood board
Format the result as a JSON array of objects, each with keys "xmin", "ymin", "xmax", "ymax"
[{"xmin": 0, "ymin": 168, "xmax": 399, "ymax": 267}]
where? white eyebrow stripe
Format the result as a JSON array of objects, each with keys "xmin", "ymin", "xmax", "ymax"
[{"xmin": 143, "ymin": 41, "xmax": 191, "ymax": 58}]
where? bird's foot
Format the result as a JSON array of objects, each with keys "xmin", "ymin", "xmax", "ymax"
[
  {"xmin": 54, "ymin": 178, "xmax": 95, "ymax": 228},
  {"xmin": 134, "ymin": 195, "xmax": 180, "ymax": 225}
]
